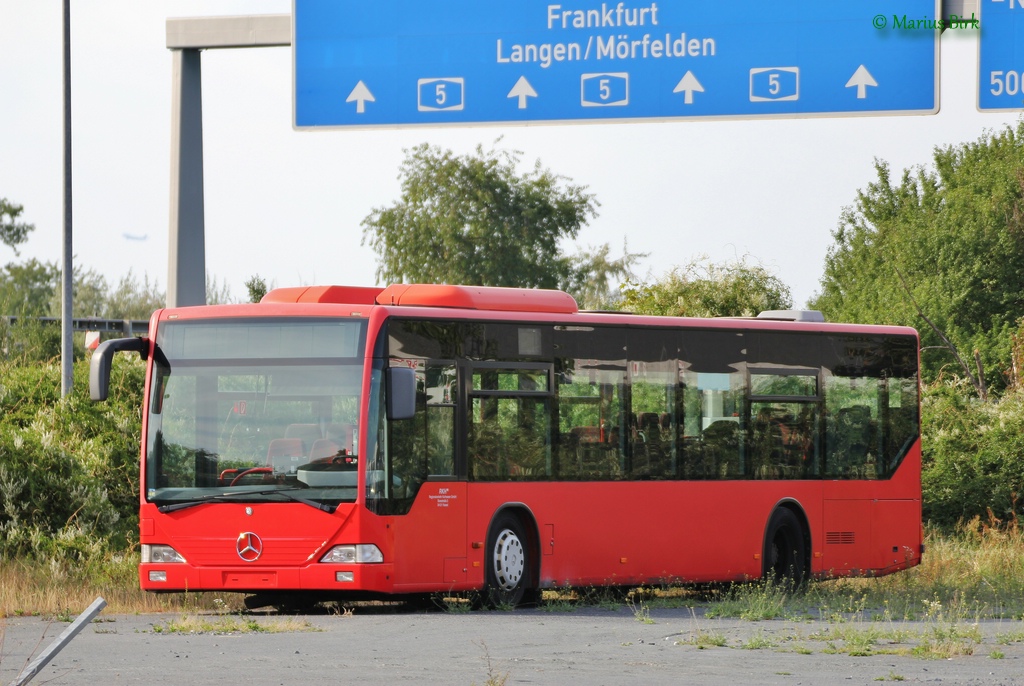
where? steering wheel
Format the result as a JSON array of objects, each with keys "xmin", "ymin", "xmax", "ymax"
[{"xmin": 230, "ymin": 467, "xmax": 274, "ymax": 486}]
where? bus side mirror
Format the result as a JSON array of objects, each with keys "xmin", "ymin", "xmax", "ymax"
[
  {"xmin": 90, "ymin": 337, "xmax": 148, "ymax": 401},
  {"xmin": 386, "ymin": 367, "xmax": 417, "ymax": 421}
]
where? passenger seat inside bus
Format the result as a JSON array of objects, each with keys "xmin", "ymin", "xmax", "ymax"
[
  {"xmin": 284, "ymin": 422, "xmax": 355, "ymax": 455},
  {"xmin": 284, "ymin": 423, "xmax": 323, "ymax": 452},
  {"xmin": 325, "ymin": 423, "xmax": 354, "ymax": 450},
  {"xmin": 309, "ymin": 438, "xmax": 357, "ymax": 469},
  {"xmin": 699, "ymin": 420, "xmax": 740, "ymax": 478},
  {"xmin": 266, "ymin": 438, "xmax": 306, "ymax": 474},
  {"xmin": 830, "ymin": 405, "xmax": 875, "ymax": 477},
  {"xmin": 309, "ymin": 439, "xmax": 342, "ymax": 461}
]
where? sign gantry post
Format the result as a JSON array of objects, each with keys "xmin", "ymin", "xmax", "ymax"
[{"xmin": 165, "ymin": 14, "xmax": 290, "ymax": 308}]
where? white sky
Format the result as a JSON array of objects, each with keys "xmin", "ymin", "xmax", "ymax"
[{"xmin": 0, "ymin": 1, "xmax": 1019, "ymax": 309}]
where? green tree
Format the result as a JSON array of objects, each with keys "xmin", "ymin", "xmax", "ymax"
[
  {"xmin": 565, "ymin": 241, "xmax": 645, "ymax": 310},
  {"xmin": 0, "ymin": 198, "xmax": 34, "ymax": 254},
  {"xmin": 103, "ymin": 270, "xmax": 165, "ymax": 319},
  {"xmin": 618, "ymin": 256, "xmax": 793, "ymax": 317},
  {"xmin": 812, "ymin": 123, "xmax": 1024, "ymax": 392},
  {"xmin": 362, "ymin": 142, "xmax": 634, "ymax": 303},
  {"xmin": 245, "ymin": 274, "xmax": 268, "ymax": 303},
  {"xmin": 0, "ymin": 258, "xmax": 166, "ymax": 321},
  {"xmin": 0, "ymin": 258, "xmax": 59, "ymax": 316},
  {"xmin": 206, "ymin": 274, "xmax": 233, "ymax": 305},
  {"xmin": 46, "ymin": 265, "xmax": 108, "ymax": 318}
]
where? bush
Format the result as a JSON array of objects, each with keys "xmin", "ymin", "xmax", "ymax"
[
  {"xmin": 0, "ymin": 351, "xmax": 144, "ymax": 561},
  {"xmin": 0, "ymin": 317, "xmax": 85, "ymax": 364},
  {"xmin": 921, "ymin": 380, "xmax": 1024, "ymax": 529}
]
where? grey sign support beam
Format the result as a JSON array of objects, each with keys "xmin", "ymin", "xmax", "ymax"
[
  {"xmin": 168, "ymin": 48, "xmax": 205, "ymax": 308},
  {"xmin": 942, "ymin": 0, "xmax": 978, "ymax": 20},
  {"xmin": 165, "ymin": 14, "xmax": 290, "ymax": 308},
  {"xmin": 10, "ymin": 597, "xmax": 107, "ymax": 685}
]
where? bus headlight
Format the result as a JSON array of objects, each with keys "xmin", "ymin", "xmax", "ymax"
[
  {"xmin": 320, "ymin": 545, "xmax": 383, "ymax": 564},
  {"xmin": 141, "ymin": 544, "xmax": 186, "ymax": 564}
]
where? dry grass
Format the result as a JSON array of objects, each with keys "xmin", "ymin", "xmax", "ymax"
[
  {"xmin": 151, "ymin": 614, "xmax": 318, "ymax": 634},
  {"xmin": 0, "ymin": 554, "xmax": 245, "ymax": 618},
  {"xmin": 3, "ymin": 520, "xmax": 1024, "ymax": 620},
  {"xmin": 806, "ymin": 517, "xmax": 1024, "ymax": 621}
]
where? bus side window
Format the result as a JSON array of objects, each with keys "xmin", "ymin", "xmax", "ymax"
[
  {"xmin": 468, "ymin": 367, "xmax": 552, "ymax": 481},
  {"xmin": 628, "ymin": 357, "xmax": 678, "ymax": 479},
  {"xmin": 425, "ymin": 365, "xmax": 456, "ymax": 477},
  {"xmin": 700, "ymin": 420, "xmax": 740, "ymax": 478},
  {"xmin": 556, "ymin": 360, "xmax": 624, "ymax": 481},
  {"xmin": 880, "ymin": 377, "xmax": 919, "ymax": 477},
  {"xmin": 683, "ymin": 371, "xmax": 743, "ymax": 479},
  {"xmin": 825, "ymin": 376, "xmax": 879, "ymax": 479},
  {"xmin": 750, "ymin": 405, "xmax": 784, "ymax": 478},
  {"xmin": 469, "ymin": 398, "xmax": 550, "ymax": 479},
  {"xmin": 748, "ymin": 402, "xmax": 818, "ymax": 479},
  {"xmin": 384, "ymin": 360, "xmax": 457, "ymax": 513}
]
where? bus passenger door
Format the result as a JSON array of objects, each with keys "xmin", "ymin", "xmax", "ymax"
[
  {"xmin": 388, "ymin": 360, "xmax": 469, "ymax": 590},
  {"xmin": 392, "ymin": 481, "xmax": 468, "ymax": 589}
]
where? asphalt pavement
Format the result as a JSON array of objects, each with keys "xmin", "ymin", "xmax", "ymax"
[{"xmin": 2, "ymin": 605, "xmax": 1023, "ymax": 685}]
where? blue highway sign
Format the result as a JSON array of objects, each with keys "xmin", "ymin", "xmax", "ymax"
[
  {"xmin": 979, "ymin": 0, "xmax": 1024, "ymax": 111},
  {"xmin": 293, "ymin": 0, "xmax": 939, "ymax": 129}
]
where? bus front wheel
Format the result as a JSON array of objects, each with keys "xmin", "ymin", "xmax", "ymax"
[
  {"xmin": 485, "ymin": 513, "xmax": 531, "ymax": 608},
  {"xmin": 763, "ymin": 508, "xmax": 807, "ymax": 589}
]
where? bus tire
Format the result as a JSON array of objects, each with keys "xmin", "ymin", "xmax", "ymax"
[
  {"xmin": 762, "ymin": 507, "xmax": 807, "ymax": 589},
  {"xmin": 485, "ymin": 512, "xmax": 531, "ymax": 608}
]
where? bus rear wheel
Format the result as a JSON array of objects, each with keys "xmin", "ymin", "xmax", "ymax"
[
  {"xmin": 763, "ymin": 508, "xmax": 807, "ymax": 590},
  {"xmin": 485, "ymin": 513, "xmax": 531, "ymax": 608}
]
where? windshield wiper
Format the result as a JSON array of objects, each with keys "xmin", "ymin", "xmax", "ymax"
[{"xmin": 157, "ymin": 487, "xmax": 337, "ymax": 514}]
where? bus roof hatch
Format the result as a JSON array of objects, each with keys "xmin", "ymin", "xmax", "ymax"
[
  {"xmin": 756, "ymin": 310, "xmax": 826, "ymax": 323},
  {"xmin": 377, "ymin": 284, "xmax": 579, "ymax": 314},
  {"xmin": 261, "ymin": 283, "xmax": 579, "ymax": 314},
  {"xmin": 261, "ymin": 285, "xmax": 385, "ymax": 304}
]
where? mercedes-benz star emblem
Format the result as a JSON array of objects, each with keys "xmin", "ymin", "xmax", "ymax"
[{"xmin": 236, "ymin": 532, "xmax": 263, "ymax": 562}]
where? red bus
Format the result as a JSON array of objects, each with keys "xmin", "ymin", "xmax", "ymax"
[{"xmin": 91, "ymin": 284, "xmax": 922, "ymax": 607}]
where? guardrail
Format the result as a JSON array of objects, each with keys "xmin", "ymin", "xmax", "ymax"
[{"xmin": 1, "ymin": 316, "xmax": 149, "ymax": 335}]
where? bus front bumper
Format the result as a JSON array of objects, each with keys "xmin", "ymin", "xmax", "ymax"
[{"xmin": 140, "ymin": 562, "xmax": 397, "ymax": 593}]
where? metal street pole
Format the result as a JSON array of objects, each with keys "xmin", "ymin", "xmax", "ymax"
[{"xmin": 61, "ymin": 0, "xmax": 73, "ymax": 396}]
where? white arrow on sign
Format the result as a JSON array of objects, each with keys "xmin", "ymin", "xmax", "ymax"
[
  {"xmin": 845, "ymin": 65, "xmax": 877, "ymax": 99},
  {"xmin": 346, "ymin": 81, "xmax": 375, "ymax": 113},
  {"xmin": 507, "ymin": 76, "xmax": 538, "ymax": 109},
  {"xmin": 672, "ymin": 71, "xmax": 704, "ymax": 104}
]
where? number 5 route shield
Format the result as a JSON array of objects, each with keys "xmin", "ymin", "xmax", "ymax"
[
  {"xmin": 293, "ymin": 0, "xmax": 939, "ymax": 129},
  {"xmin": 418, "ymin": 78, "xmax": 465, "ymax": 112}
]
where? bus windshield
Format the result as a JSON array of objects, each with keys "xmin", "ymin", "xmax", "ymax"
[{"xmin": 144, "ymin": 318, "xmax": 367, "ymax": 508}]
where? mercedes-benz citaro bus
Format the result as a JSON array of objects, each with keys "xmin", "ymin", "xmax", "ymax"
[{"xmin": 90, "ymin": 284, "xmax": 922, "ymax": 608}]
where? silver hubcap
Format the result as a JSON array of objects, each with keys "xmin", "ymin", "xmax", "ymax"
[{"xmin": 493, "ymin": 528, "xmax": 525, "ymax": 591}]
